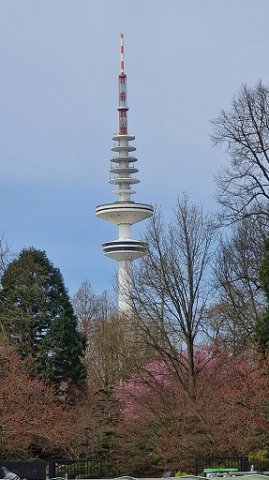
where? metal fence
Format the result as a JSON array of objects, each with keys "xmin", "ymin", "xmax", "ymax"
[
  {"xmin": 0, "ymin": 460, "xmax": 46, "ymax": 480},
  {"xmin": 48, "ymin": 457, "xmax": 118, "ymax": 479},
  {"xmin": 195, "ymin": 453, "xmax": 269, "ymax": 476}
]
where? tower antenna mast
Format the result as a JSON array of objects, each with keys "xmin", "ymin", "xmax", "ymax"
[
  {"xmin": 120, "ymin": 32, "xmax": 124, "ymax": 73},
  {"xmin": 118, "ymin": 33, "xmax": 128, "ymax": 135}
]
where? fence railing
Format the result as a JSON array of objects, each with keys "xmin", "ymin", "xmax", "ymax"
[
  {"xmin": 48, "ymin": 457, "xmax": 118, "ymax": 479},
  {"xmin": 195, "ymin": 454, "xmax": 269, "ymax": 476}
]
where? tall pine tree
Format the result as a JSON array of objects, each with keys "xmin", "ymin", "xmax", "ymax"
[{"xmin": 0, "ymin": 248, "xmax": 86, "ymax": 389}]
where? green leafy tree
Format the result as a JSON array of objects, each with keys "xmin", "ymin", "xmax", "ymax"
[{"xmin": 0, "ymin": 247, "xmax": 86, "ymax": 389}]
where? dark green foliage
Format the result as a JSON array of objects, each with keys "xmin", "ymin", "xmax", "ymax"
[
  {"xmin": 254, "ymin": 311, "xmax": 269, "ymax": 356},
  {"xmin": 0, "ymin": 247, "xmax": 86, "ymax": 388},
  {"xmin": 44, "ymin": 312, "xmax": 87, "ymax": 387},
  {"xmin": 258, "ymin": 237, "xmax": 269, "ymax": 300},
  {"xmin": 255, "ymin": 237, "xmax": 269, "ymax": 356}
]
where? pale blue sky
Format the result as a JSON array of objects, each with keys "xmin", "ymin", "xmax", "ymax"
[{"xmin": 0, "ymin": 0, "xmax": 269, "ymax": 295}]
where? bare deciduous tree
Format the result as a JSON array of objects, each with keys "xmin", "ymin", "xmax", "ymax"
[
  {"xmin": 0, "ymin": 233, "xmax": 13, "ymax": 282},
  {"xmin": 211, "ymin": 81, "xmax": 269, "ymax": 224},
  {"xmin": 131, "ymin": 195, "xmax": 216, "ymax": 399},
  {"xmin": 72, "ymin": 281, "xmax": 100, "ymax": 334},
  {"xmin": 0, "ymin": 234, "xmax": 14, "ymax": 342},
  {"xmin": 207, "ymin": 215, "xmax": 266, "ymax": 353},
  {"xmin": 72, "ymin": 281, "xmax": 116, "ymax": 333},
  {"xmin": 72, "ymin": 282, "xmax": 143, "ymax": 390}
]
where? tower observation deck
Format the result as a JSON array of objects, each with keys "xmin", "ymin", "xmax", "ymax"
[{"xmin": 96, "ymin": 34, "xmax": 153, "ymax": 314}]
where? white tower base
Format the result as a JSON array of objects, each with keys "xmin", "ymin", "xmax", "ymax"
[{"xmin": 119, "ymin": 260, "xmax": 133, "ymax": 314}]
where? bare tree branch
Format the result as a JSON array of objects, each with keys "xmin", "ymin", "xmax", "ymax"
[
  {"xmin": 207, "ymin": 214, "xmax": 266, "ymax": 352},
  {"xmin": 211, "ymin": 81, "xmax": 269, "ymax": 224},
  {"xmin": 131, "ymin": 195, "xmax": 216, "ymax": 398}
]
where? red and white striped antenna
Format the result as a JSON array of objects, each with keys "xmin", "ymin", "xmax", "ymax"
[
  {"xmin": 120, "ymin": 32, "xmax": 125, "ymax": 73},
  {"xmin": 118, "ymin": 33, "xmax": 128, "ymax": 135}
]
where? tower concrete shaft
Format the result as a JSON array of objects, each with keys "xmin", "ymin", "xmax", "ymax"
[{"xmin": 96, "ymin": 34, "xmax": 153, "ymax": 314}]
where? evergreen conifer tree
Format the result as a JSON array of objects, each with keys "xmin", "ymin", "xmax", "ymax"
[{"xmin": 0, "ymin": 247, "xmax": 86, "ymax": 389}]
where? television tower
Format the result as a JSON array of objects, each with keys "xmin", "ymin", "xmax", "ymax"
[{"xmin": 96, "ymin": 34, "xmax": 153, "ymax": 314}]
